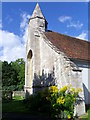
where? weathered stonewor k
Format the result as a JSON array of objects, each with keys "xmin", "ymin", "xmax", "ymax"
[{"xmin": 25, "ymin": 3, "xmax": 90, "ymax": 116}]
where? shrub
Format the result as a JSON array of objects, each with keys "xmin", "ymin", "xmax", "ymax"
[
  {"xmin": 27, "ymin": 85, "xmax": 82, "ymax": 119},
  {"xmin": 47, "ymin": 85, "xmax": 82, "ymax": 119},
  {"xmin": 2, "ymin": 90, "xmax": 12, "ymax": 102},
  {"xmin": 27, "ymin": 87, "xmax": 50, "ymax": 114}
]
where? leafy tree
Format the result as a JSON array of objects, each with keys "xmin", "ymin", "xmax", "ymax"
[
  {"xmin": 2, "ymin": 58, "xmax": 25, "ymax": 91},
  {"xmin": 2, "ymin": 61, "xmax": 13, "ymax": 86},
  {"xmin": 11, "ymin": 58, "xmax": 25, "ymax": 90}
]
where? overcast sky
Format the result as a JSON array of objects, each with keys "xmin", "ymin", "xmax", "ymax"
[{"xmin": 0, "ymin": 2, "xmax": 88, "ymax": 62}]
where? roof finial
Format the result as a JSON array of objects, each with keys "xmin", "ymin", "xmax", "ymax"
[{"xmin": 36, "ymin": 2, "xmax": 39, "ymax": 8}]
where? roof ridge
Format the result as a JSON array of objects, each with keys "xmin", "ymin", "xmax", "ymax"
[{"xmin": 45, "ymin": 31, "xmax": 89, "ymax": 43}]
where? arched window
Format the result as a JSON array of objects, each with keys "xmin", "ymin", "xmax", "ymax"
[
  {"xmin": 27, "ymin": 50, "xmax": 33, "ymax": 59},
  {"xmin": 27, "ymin": 49, "xmax": 33, "ymax": 90}
]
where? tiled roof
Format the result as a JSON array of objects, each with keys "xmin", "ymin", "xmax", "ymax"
[{"xmin": 45, "ymin": 31, "xmax": 90, "ymax": 61}]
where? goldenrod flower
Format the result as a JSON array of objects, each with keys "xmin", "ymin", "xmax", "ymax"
[
  {"xmin": 68, "ymin": 114, "xmax": 71, "ymax": 119},
  {"xmin": 60, "ymin": 86, "xmax": 68, "ymax": 92},
  {"xmin": 71, "ymin": 93, "xmax": 73, "ymax": 97},
  {"xmin": 70, "ymin": 87, "xmax": 75, "ymax": 92},
  {"xmin": 76, "ymin": 88, "xmax": 82, "ymax": 93},
  {"xmin": 51, "ymin": 93, "xmax": 54, "ymax": 97},
  {"xmin": 49, "ymin": 86, "xmax": 58, "ymax": 93},
  {"xmin": 57, "ymin": 96, "xmax": 65, "ymax": 104}
]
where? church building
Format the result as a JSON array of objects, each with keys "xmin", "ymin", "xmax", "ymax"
[{"xmin": 25, "ymin": 3, "xmax": 90, "ymax": 116}]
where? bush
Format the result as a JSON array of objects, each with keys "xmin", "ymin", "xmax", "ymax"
[
  {"xmin": 27, "ymin": 85, "xmax": 82, "ymax": 119},
  {"xmin": 47, "ymin": 85, "xmax": 82, "ymax": 119},
  {"xmin": 2, "ymin": 90, "xmax": 12, "ymax": 102},
  {"xmin": 2, "ymin": 85, "xmax": 18, "ymax": 91},
  {"xmin": 27, "ymin": 87, "xmax": 50, "ymax": 114}
]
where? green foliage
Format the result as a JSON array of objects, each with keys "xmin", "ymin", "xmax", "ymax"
[
  {"xmin": 2, "ymin": 95, "xmax": 29, "ymax": 113},
  {"xmin": 27, "ymin": 86, "xmax": 82, "ymax": 119},
  {"xmin": 2, "ymin": 90, "xmax": 12, "ymax": 102},
  {"xmin": 2, "ymin": 58, "xmax": 25, "ymax": 91},
  {"xmin": 3, "ymin": 85, "xmax": 18, "ymax": 91},
  {"xmin": 11, "ymin": 58, "xmax": 25, "ymax": 90},
  {"xmin": 13, "ymin": 96, "xmax": 25, "ymax": 100},
  {"xmin": 47, "ymin": 85, "xmax": 82, "ymax": 119},
  {"xmin": 27, "ymin": 88, "xmax": 50, "ymax": 114}
]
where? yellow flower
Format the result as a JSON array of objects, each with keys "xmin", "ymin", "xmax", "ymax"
[
  {"xmin": 68, "ymin": 114, "xmax": 71, "ymax": 119},
  {"xmin": 57, "ymin": 96, "xmax": 65, "ymax": 105},
  {"xmin": 71, "ymin": 93, "xmax": 73, "ymax": 97},
  {"xmin": 70, "ymin": 87, "xmax": 75, "ymax": 92},
  {"xmin": 76, "ymin": 88, "xmax": 82, "ymax": 93},
  {"xmin": 60, "ymin": 86, "xmax": 68, "ymax": 92},
  {"xmin": 51, "ymin": 93, "xmax": 54, "ymax": 97},
  {"xmin": 49, "ymin": 86, "xmax": 58, "ymax": 93}
]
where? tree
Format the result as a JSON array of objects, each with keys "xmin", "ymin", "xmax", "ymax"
[
  {"xmin": 11, "ymin": 58, "xmax": 25, "ymax": 90},
  {"xmin": 2, "ymin": 58, "xmax": 25, "ymax": 91}
]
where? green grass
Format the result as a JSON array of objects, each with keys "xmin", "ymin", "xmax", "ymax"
[
  {"xmin": 2, "ymin": 96, "xmax": 30, "ymax": 113},
  {"xmin": 2, "ymin": 95, "xmax": 49, "ymax": 116},
  {"xmin": 13, "ymin": 96, "xmax": 25, "ymax": 100},
  {"xmin": 79, "ymin": 108, "xmax": 90, "ymax": 119},
  {"xmin": 80, "ymin": 113, "xmax": 88, "ymax": 119},
  {"xmin": 3, "ymin": 96, "xmax": 90, "ymax": 119},
  {"xmin": 88, "ymin": 109, "xmax": 90, "ymax": 120}
]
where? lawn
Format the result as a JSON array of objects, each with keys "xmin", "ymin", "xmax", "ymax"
[
  {"xmin": 2, "ymin": 95, "xmax": 90, "ymax": 119},
  {"xmin": 2, "ymin": 96, "xmax": 50, "ymax": 120},
  {"xmin": 79, "ymin": 108, "xmax": 90, "ymax": 119},
  {"xmin": 2, "ymin": 96, "xmax": 30, "ymax": 113},
  {"xmin": 2, "ymin": 96, "xmax": 49, "ymax": 115}
]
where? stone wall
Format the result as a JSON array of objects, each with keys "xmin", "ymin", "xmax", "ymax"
[
  {"xmin": 25, "ymin": 14, "xmax": 46, "ymax": 94},
  {"xmin": 73, "ymin": 59, "xmax": 90, "ymax": 104},
  {"xmin": 12, "ymin": 91, "xmax": 25, "ymax": 97},
  {"xmin": 25, "ymin": 27, "xmax": 85, "ymax": 116},
  {"xmin": 25, "ymin": 3, "xmax": 85, "ymax": 116},
  {"xmin": 39, "ymin": 33, "xmax": 85, "ymax": 116}
]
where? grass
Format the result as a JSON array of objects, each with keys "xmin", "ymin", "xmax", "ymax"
[
  {"xmin": 2, "ymin": 96, "xmax": 49, "ymax": 116},
  {"xmin": 79, "ymin": 107, "xmax": 90, "ymax": 119},
  {"xmin": 2, "ymin": 96, "xmax": 90, "ymax": 119},
  {"xmin": 2, "ymin": 95, "xmax": 50, "ymax": 120},
  {"xmin": 2, "ymin": 96, "xmax": 30, "ymax": 113}
]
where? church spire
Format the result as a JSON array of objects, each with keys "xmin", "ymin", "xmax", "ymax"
[
  {"xmin": 30, "ymin": 3, "xmax": 45, "ymax": 19},
  {"xmin": 29, "ymin": 3, "xmax": 48, "ymax": 32}
]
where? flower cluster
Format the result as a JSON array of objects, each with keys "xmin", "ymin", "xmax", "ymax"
[
  {"xmin": 70, "ymin": 87, "xmax": 75, "ymax": 93},
  {"xmin": 47, "ymin": 85, "xmax": 82, "ymax": 119},
  {"xmin": 68, "ymin": 114, "xmax": 71, "ymax": 119},
  {"xmin": 76, "ymin": 88, "xmax": 82, "ymax": 93},
  {"xmin": 49, "ymin": 86, "xmax": 58, "ymax": 93},
  {"xmin": 57, "ymin": 96, "xmax": 65, "ymax": 105},
  {"xmin": 28, "ymin": 84, "xmax": 83, "ymax": 120},
  {"xmin": 60, "ymin": 86, "xmax": 68, "ymax": 92}
]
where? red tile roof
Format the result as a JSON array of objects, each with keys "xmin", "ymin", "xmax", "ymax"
[{"xmin": 45, "ymin": 31, "xmax": 90, "ymax": 61}]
